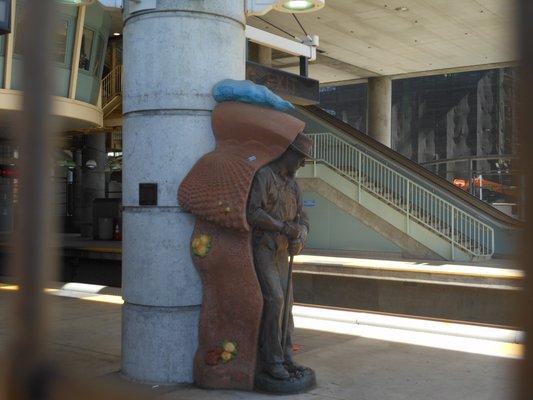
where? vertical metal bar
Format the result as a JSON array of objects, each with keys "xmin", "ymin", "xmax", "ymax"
[
  {"xmin": 312, "ymin": 135, "xmax": 317, "ymax": 178},
  {"xmin": 484, "ymin": 226, "xmax": 487, "ymax": 256},
  {"xmin": 475, "ymin": 220, "xmax": 478, "ymax": 254},
  {"xmin": 358, "ymin": 152, "xmax": 362, "ymax": 203},
  {"xmin": 451, "ymin": 207, "xmax": 455, "ymax": 260},
  {"xmin": 406, "ymin": 181, "xmax": 410, "ymax": 234},
  {"xmin": 3, "ymin": 0, "xmax": 16, "ymax": 89},
  {"xmin": 469, "ymin": 218, "xmax": 472, "ymax": 253},
  {"xmin": 299, "ymin": 56, "xmax": 309, "ymax": 77},
  {"xmin": 8, "ymin": 1, "xmax": 57, "ymax": 399}
]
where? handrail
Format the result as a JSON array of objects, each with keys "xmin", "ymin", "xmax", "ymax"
[
  {"xmin": 102, "ymin": 65, "xmax": 122, "ymax": 106},
  {"xmin": 307, "ymin": 132, "xmax": 495, "ymax": 258},
  {"xmin": 300, "ymin": 105, "xmax": 522, "ymax": 228}
]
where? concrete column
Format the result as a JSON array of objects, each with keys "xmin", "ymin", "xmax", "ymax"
[
  {"xmin": 258, "ymin": 45, "xmax": 272, "ymax": 67},
  {"xmin": 80, "ymin": 133, "xmax": 106, "ymax": 237},
  {"xmin": 367, "ymin": 76, "xmax": 392, "ymax": 147},
  {"xmin": 121, "ymin": 1, "xmax": 245, "ymax": 384}
]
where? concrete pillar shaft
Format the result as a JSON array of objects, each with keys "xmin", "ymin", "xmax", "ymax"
[
  {"xmin": 367, "ymin": 76, "xmax": 392, "ymax": 147},
  {"xmin": 258, "ymin": 45, "xmax": 272, "ymax": 67},
  {"xmin": 121, "ymin": 1, "xmax": 245, "ymax": 384},
  {"xmin": 80, "ymin": 133, "xmax": 106, "ymax": 237}
]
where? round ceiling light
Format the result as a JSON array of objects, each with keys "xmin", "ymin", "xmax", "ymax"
[{"xmin": 274, "ymin": 0, "xmax": 325, "ymax": 13}]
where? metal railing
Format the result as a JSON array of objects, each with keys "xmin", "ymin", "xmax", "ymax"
[
  {"xmin": 307, "ymin": 132, "xmax": 495, "ymax": 258},
  {"xmin": 102, "ymin": 65, "xmax": 122, "ymax": 106}
]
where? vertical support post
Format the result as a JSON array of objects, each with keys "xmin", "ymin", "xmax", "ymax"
[
  {"xmin": 491, "ymin": 228, "xmax": 495, "ymax": 257},
  {"xmin": 258, "ymin": 44, "xmax": 272, "ymax": 67},
  {"xmin": 451, "ymin": 206, "xmax": 455, "ymax": 260},
  {"xmin": 469, "ymin": 158, "xmax": 474, "ymax": 195},
  {"xmin": 406, "ymin": 181, "xmax": 410, "ymax": 234},
  {"xmin": 8, "ymin": 1, "xmax": 56, "ymax": 398},
  {"xmin": 367, "ymin": 76, "xmax": 392, "ymax": 147},
  {"xmin": 479, "ymin": 174, "xmax": 483, "ymax": 201},
  {"xmin": 299, "ymin": 55, "xmax": 308, "ymax": 77},
  {"xmin": 357, "ymin": 152, "xmax": 362, "ymax": 203},
  {"xmin": 3, "ymin": 0, "xmax": 16, "ymax": 89},
  {"xmin": 80, "ymin": 133, "xmax": 106, "ymax": 238},
  {"xmin": 68, "ymin": 4, "xmax": 86, "ymax": 99},
  {"xmin": 110, "ymin": 41, "xmax": 117, "ymax": 94},
  {"xmin": 121, "ymin": 1, "xmax": 246, "ymax": 384},
  {"xmin": 312, "ymin": 135, "xmax": 316, "ymax": 177}
]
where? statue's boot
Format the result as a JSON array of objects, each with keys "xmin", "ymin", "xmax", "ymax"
[
  {"xmin": 264, "ymin": 363, "xmax": 290, "ymax": 380},
  {"xmin": 284, "ymin": 359, "xmax": 308, "ymax": 373}
]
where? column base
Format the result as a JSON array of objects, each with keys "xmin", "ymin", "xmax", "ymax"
[{"xmin": 121, "ymin": 302, "xmax": 200, "ymax": 384}]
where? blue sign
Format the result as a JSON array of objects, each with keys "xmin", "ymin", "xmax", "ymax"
[{"xmin": 303, "ymin": 199, "xmax": 316, "ymax": 208}]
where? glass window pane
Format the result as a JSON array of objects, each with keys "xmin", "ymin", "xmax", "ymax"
[
  {"xmin": 54, "ymin": 20, "xmax": 68, "ymax": 64},
  {"xmin": 79, "ymin": 27, "xmax": 94, "ymax": 71},
  {"xmin": 0, "ymin": 1, "xmax": 7, "ymax": 29},
  {"xmin": 92, "ymin": 35, "xmax": 104, "ymax": 76},
  {"xmin": 13, "ymin": 0, "xmax": 26, "ymax": 55}
]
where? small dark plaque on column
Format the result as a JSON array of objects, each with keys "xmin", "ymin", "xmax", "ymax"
[{"xmin": 139, "ymin": 183, "xmax": 157, "ymax": 205}]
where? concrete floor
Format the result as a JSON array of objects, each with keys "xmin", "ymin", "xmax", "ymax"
[{"xmin": 0, "ymin": 289, "xmax": 519, "ymax": 400}]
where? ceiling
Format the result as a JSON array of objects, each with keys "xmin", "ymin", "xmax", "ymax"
[
  {"xmin": 248, "ymin": 0, "xmax": 519, "ymax": 83},
  {"xmin": 107, "ymin": 0, "xmax": 519, "ymax": 84}
]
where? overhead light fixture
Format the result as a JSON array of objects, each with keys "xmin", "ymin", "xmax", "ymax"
[
  {"xmin": 113, "ymin": 32, "xmax": 121, "ymax": 36},
  {"xmin": 246, "ymin": 0, "xmax": 324, "ymax": 16},
  {"xmin": 85, "ymin": 159, "xmax": 97, "ymax": 170},
  {"xmin": 57, "ymin": 0, "xmax": 94, "ymax": 5},
  {"xmin": 275, "ymin": 0, "xmax": 324, "ymax": 13},
  {"xmin": 395, "ymin": 6, "xmax": 409, "ymax": 11}
]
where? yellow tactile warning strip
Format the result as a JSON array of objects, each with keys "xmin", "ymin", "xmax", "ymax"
[{"xmin": 293, "ymin": 255, "xmax": 524, "ymax": 280}]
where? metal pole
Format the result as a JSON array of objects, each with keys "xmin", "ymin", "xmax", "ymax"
[
  {"xmin": 358, "ymin": 153, "xmax": 362, "ymax": 203},
  {"xmin": 8, "ymin": 0, "xmax": 57, "ymax": 399},
  {"xmin": 518, "ymin": 3, "xmax": 533, "ymax": 397},
  {"xmin": 406, "ymin": 181, "xmax": 410, "ymax": 234},
  {"xmin": 281, "ymin": 254, "xmax": 294, "ymax": 353},
  {"xmin": 451, "ymin": 206, "xmax": 455, "ymax": 260},
  {"xmin": 299, "ymin": 56, "xmax": 309, "ymax": 77}
]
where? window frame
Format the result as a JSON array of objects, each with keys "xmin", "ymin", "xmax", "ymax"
[{"xmin": 78, "ymin": 25, "xmax": 95, "ymax": 73}]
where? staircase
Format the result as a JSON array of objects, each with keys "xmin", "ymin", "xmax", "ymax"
[
  {"xmin": 101, "ymin": 65, "xmax": 122, "ymax": 117},
  {"xmin": 99, "ymin": 65, "xmax": 515, "ymax": 261},
  {"xmin": 299, "ymin": 132, "xmax": 495, "ymax": 261}
]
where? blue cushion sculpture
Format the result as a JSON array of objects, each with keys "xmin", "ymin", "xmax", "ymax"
[{"xmin": 212, "ymin": 79, "xmax": 295, "ymax": 112}]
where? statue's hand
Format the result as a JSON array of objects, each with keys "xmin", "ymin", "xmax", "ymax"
[
  {"xmin": 289, "ymin": 239, "xmax": 304, "ymax": 256},
  {"xmin": 282, "ymin": 222, "xmax": 305, "ymax": 239}
]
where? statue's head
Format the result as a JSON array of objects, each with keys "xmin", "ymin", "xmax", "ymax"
[{"xmin": 280, "ymin": 133, "xmax": 313, "ymax": 177}]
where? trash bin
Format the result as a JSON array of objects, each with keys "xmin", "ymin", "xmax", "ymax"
[{"xmin": 98, "ymin": 217, "xmax": 114, "ymax": 240}]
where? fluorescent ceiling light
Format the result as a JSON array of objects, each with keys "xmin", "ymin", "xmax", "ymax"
[
  {"xmin": 98, "ymin": 0, "xmax": 123, "ymax": 7},
  {"xmin": 57, "ymin": 0, "xmax": 94, "ymax": 5},
  {"xmin": 274, "ymin": 0, "xmax": 325, "ymax": 13}
]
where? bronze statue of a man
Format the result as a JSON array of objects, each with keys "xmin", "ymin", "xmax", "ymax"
[
  {"xmin": 180, "ymin": 99, "xmax": 315, "ymax": 393},
  {"xmin": 247, "ymin": 133, "xmax": 313, "ymax": 380}
]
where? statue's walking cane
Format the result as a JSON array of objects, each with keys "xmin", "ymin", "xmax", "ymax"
[
  {"xmin": 281, "ymin": 214, "xmax": 300, "ymax": 356},
  {"xmin": 281, "ymin": 255, "xmax": 294, "ymax": 351},
  {"xmin": 281, "ymin": 254, "xmax": 294, "ymax": 355}
]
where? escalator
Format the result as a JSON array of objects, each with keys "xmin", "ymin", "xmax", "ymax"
[{"xmin": 291, "ymin": 105, "xmax": 521, "ymax": 261}]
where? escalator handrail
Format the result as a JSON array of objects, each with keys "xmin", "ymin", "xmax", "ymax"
[{"xmin": 300, "ymin": 104, "xmax": 522, "ymax": 228}]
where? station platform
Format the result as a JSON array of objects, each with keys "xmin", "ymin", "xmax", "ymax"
[
  {"xmin": 0, "ymin": 283, "xmax": 521, "ymax": 399},
  {"xmin": 0, "ymin": 233, "xmax": 524, "ymax": 327}
]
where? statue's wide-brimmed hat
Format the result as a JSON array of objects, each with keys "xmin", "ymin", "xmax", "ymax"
[
  {"xmin": 178, "ymin": 101, "xmax": 306, "ymax": 231},
  {"xmin": 290, "ymin": 133, "xmax": 313, "ymax": 159}
]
